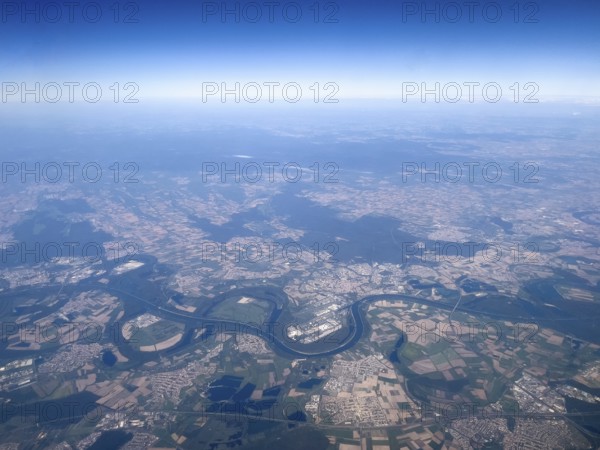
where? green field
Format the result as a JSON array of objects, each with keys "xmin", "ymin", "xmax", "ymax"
[
  {"xmin": 134, "ymin": 319, "xmax": 185, "ymax": 348},
  {"xmin": 209, "ymin": 296, "xmax": 272, "ymax": 324}
]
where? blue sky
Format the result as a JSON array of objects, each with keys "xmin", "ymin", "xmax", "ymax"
[{"xmin": 1, "ymin": 0, "xmax": 599, "ymax": 102}]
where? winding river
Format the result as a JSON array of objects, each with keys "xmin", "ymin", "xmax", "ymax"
[{"xmin": 108, "ymin": 282, "xmax": 540, "ymax": 359}]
